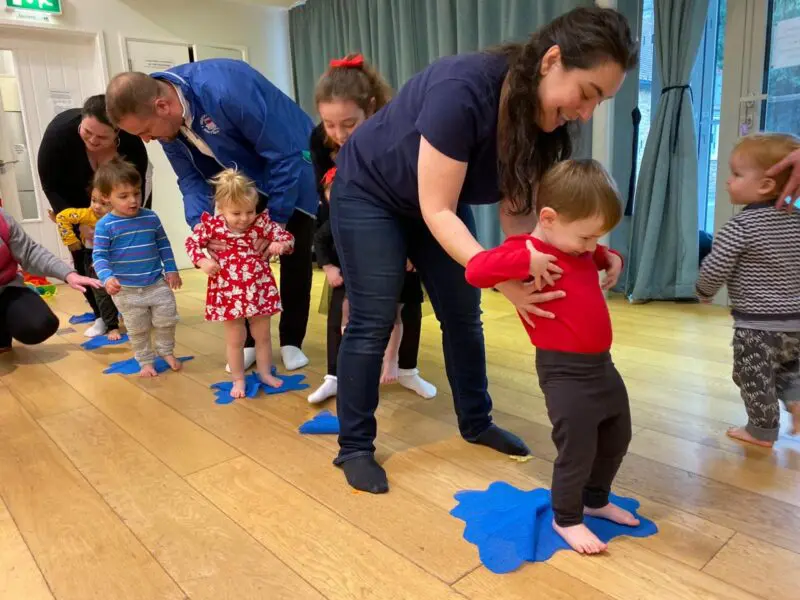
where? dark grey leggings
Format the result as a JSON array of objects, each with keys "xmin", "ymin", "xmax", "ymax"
[{"xmin": 536, "ymin": 349, "xmax": 632, "ymax": 527}]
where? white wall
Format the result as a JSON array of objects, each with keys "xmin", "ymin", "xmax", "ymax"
[{"xmin": 0, "ymin": 0, "xmax": 294, "ymax": 269}]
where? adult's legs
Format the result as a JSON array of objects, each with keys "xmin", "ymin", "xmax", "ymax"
[
  {"xmin": 775, "ymin": 332, "xmax": 800, "ymax": 434},
  {"xmin": 408, "ymin": 206, "xmax": 528, "ymax": 455},
  {"xmin": 0, "ymin": 286, "xmax": 60, "ymax": 347},
  {"xmin": 279, "ymin": 210, "xmax": 315, "ymax": 369},
  {"xmin": 330, "ymin": 186, "xmax": 407, "ymax": 493}
]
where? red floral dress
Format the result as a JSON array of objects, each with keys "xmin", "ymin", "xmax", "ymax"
[{"xmin": 185, "ymin": 212, "xmax": 294, "ymax": 322}]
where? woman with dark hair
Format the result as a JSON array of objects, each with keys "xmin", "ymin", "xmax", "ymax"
[
  {"xmin": 37, "ymin": 94, "xmax": 150, "ymax": 337},
  {"xmin": 309, "ymin": 54, "xmax": 437, "ymax": 404},
  {"xmin": 330, "ymin": 6, "xmax": 639, "ymax": 493}
]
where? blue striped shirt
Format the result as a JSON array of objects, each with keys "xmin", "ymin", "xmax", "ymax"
[{"xmin": 92, "ymin": 209, "xmax": 178, "ymax": 287}]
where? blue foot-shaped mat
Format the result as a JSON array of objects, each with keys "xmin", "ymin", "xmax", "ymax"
[
  {"xmin": 103, "ymin": 356, "xmax": 194, "ymax": 375},
  {"xmin": 81, "ymin": 334, "xmax": 129, "ymax": 350},
  {"xmin": 69, "ymin": 312, "xmax": 96, "ymax": 324},
  {"xmin": 298, "ymin": 410, "xmax": 340, "ymax": 434},
  {"xmin": 211, "ymin": 368, "xmax": 309, "ymax": 404},
  {"xmin": 450, "ymin": 482, "xmax": 657, "ymax": 573}
]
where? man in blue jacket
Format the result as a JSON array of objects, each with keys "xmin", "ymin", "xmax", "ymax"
[{"xmin": 106, "ymin": 59, "xmax": 316, "ymax": 372}]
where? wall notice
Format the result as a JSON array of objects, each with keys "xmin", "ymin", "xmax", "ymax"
[
  {"xmin": 49, "ymin": 90, "xmax": 73, "ymax": 115},
  {"xmin": 772, "ymin": 17, "xmax": 800, "ymax": 70}
]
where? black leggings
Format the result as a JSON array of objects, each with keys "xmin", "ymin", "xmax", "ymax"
[
  {"xmin": 326, "ymin": 277, "xmax": 424, "ymax": 376},
  {"xmin": 0, "ymin": 286, "xmax": 60, "ymax": 348},
  {"xmin": 536, "ymin": 350, "xmax": 632, "ymax": 527},
  {"xmin": 245, "ymin": 209, "xmax": 314, "ymax": 349},
  {"xmin": 72, "ymin": 247, "xmax": 100, "ymax": 317}
]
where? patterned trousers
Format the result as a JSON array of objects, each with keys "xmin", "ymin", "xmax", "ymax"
[
  {"xmin": 114, "ymin": 280, "xmax": 179, "ymax": 366},
  {"xmin": 732, "ymin": 328, "xmax": 800, "ymax": 441}
]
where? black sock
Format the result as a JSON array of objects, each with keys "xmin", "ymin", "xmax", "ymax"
[
  {"xmin": 340, "ymin": 455, "xmax": 389, "ymax": 494},
  {"xmin": 470, "ymin": 425, "xmax": 530, "ymax": 456}
]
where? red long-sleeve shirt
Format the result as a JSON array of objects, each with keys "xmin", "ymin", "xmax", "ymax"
[{"xmin": 465, "ymin": 235, "xmax": 620, "ymax": 354}]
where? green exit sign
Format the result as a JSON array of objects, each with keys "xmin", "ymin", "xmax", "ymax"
[{"xmin": 6, "ymin": 0, "xmax": 62, "ymax": 15}]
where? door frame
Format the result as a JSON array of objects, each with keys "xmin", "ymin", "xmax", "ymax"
[
  {"xmin": 0, "ymin": 22, "xmax": 107, "ymax": 260},
  {"xmin": 118, "ymin": 35, "xmax": 192, "ymax": 73}
]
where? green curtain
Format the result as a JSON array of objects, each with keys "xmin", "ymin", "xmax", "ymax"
[
  {"xmin": 624, "ymin": 0, "xmax": 708, "ymax": 301},
  {"xmin": 289, "ymin": 0, "xmax": 591, "ymax": 249}
]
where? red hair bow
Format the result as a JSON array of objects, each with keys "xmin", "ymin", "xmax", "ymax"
[
  {"xmin": 322, "ymin": 167, "xmax": 337, "ymax": 187},
  {"xmin": 329, "ymin": 54, "xmax": 364, "ymax": 69}
]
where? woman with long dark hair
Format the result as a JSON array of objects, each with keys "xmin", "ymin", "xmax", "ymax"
[{"xmin": 330, "ymin": 7, "xmax": 639, "ymax": 493}]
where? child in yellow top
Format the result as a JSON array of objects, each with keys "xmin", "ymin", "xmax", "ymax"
[{"xmin": 55, "ymin": 190, "xmax": 121, "ymax": 340}]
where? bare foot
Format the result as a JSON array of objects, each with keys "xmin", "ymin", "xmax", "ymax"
[
  {"xmin": 787, "ymin": 404, "xmax": 800, "ymax": 435},
  {"xmin": 107, "ymin": 329, "xmax": 122, "ymax": 342},
  {"xmin": 258, "ymin": 372, "xmax": 283, "ymax": 389},
  {"xmin": 163, "ymin": 355, "xmax": 183, "ymax": 372},
  {"xmin": 139, "ymin": 364, "xmax": 158, "ymax": 378},
  {"xmin": 231, "ymin": 379, "xmax": 247, "ymax": 398},
  {"xmin": 585, "ymin": 503, "xmax": 640, "ymax": 527},
  {"xmin": 552, "ymin": 521, "xmax": 607, "ymax": 554},
  {"xmin": 381, "ymin": 360, "xmax": 399, "ymax": 385},
  {"xmin": 726, "ymin": 426, "xmax": 774, "ymax": 448}
]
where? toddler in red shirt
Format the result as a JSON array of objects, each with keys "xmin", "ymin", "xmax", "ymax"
[{"xmin": 466, "ymin": 159, "xmax": 638, "ymax": 555}]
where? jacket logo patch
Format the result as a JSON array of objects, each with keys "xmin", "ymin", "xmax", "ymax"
[{"xmin": 200, "ymin": 115, "xmax": 220, "ymax": 135}]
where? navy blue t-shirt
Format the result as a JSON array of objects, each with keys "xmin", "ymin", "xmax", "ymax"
[{"xmin": 337, "ymin": 52, "xmax": 508, "ymax": 214}]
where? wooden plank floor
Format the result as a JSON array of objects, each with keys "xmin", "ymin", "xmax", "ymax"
[{"xmin": 1, "ymin": 268, "xmax": 798, "ymax": 599}]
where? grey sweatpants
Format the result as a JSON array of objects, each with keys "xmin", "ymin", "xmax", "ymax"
[
  {"xmin": 113, "ymin": 280, "xmax": 178, "ymax": 366},
  {"xmin": 732, "ymin": 328, "xmax": 800, "ymax": 441}
]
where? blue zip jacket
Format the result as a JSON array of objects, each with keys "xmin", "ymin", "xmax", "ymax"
[{"xmin": 152, "ymin": 59, "xmax": 317, "ymax": 227}]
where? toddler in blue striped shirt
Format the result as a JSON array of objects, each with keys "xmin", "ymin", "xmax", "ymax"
[{"xmin": 93, "ymin": 158, "xmax": 183, "ymax": 377}]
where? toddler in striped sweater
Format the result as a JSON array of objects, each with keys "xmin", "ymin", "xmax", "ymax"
[
  {"xmin": 697, "ymin": 133, "xmax": 800, "ymax": 446},
  {"xmin": 92, "ymin": 158, "xmax": 183, "ymax": 377}
]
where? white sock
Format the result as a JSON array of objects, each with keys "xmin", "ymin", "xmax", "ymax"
[
  {"xmin": 281, "ymin": 345, "xmax": 309, "ymax": 371},
  {"xmin": 84, "ymin": 318, "xmax": 108, "ymax": 338},
  {"xmin": 398, "ymin": 368, "xmax": 437, "ymax": 399},
  {"xmin": 225, "ymin": 347, "xmax": 257, "ymax": 374},
  {"xmin": 308, "ymin": 374, "xmax": 337, "ymax": 404}
]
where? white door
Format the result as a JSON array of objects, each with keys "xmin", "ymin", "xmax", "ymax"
[
  {"xmin": 124, "ymin": 39, "xmax": 194, "ymax": 269},
  {"xmin": 0, "ymin": 28, "xmax": 105, "ymax": 262},
  {"xmin": 192, "ymin": 44, "xmax": 247, "ymax": 63}
]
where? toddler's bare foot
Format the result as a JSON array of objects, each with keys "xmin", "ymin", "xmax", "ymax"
[
  {"xmin": 231, "ymin": 379, "xmax": 247, "ymax": 399},
  {"xmin": 163, "ymin": 355, "xmax": 183, "ymax": 372},
  {"xmin": 381, "ymin": 360, "xmax": 399, "ymax": 385},
  {"xmin": 139, "ymin": 364, "xmax": 158, "ymax": 378},
  {"xmin": 787, "ymin": 404, "xmax": 800, "ymax": 435},
  {"xmin": 726, "ymin": 426, "xmax": 774, "ymax": 448},
  {"xmin": 258, "ymin": 371, "xmax": 283, "ymax": 389},
  {"xmin": 107, "ymin": 329, "xmax": 122, "ymax": 342},
  {"xmin": 552, "ymin": 521, "xmax": 607, "ymax": 554},
  {"xmin": 585, "ymin": 502, "xmax": 640, "ymax": 526}
]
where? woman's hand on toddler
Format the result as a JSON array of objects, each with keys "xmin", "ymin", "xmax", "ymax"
[
  {"xmin": 197, "ymin": 258, "xmax": 221, "ymax": 277},
  {"xmin": 526, "ymin": 240, "xmax": 562, "ymax": 291},
  {"xmin": 66, "ymin": 272, "xmax": 101, "ymax": 293},
  {"xmin": 323, "ymin": 265, "xmax": 344, "ymax": 287},
  {"xmin": 166, "ymin": 272, "xmax": 183, "ymax": 290},
  {"xmin": 68, "ymin": 242, "xmax": 83, "ymax": 252},
  {"xmin": 601, "ymin": 252, "xmax": 623, "ymax": 291},
  {"xmin": 104, "ymin": 277, "xmax": 121, "ymax": 295},
  {"xmin": 205, "ymin": 239, "xmax": 228, "ymax": 260},
  {"xmin": 267, "ymin": 241, "xmax": 292, "ymax": 256}
]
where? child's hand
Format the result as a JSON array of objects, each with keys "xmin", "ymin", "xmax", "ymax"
[
  {"xmin": 698, "ymin": 295, "xmax": 713, "ymax": 304},
  {"xmin": 323, "ymin": 265, "xmax": 344, "ymax": 287},
  {"xmin": 206, "ymin": 239, "xmax": 228, "ymax": 260},
  {"xmin": 166, "ymin": 272, "xmax": 182, "ymax": 290},
  {"xmin": 525, "ymin": 240, "xmax": 562, "ymax": 291},
  {"xmin": 68, "ymin": 242, "xmax": 83, "ymax": 252},
  {"xmin": 197, "ymin": 258, "xmax": 221, "ymax": 277},
  {"xmin": 267, "ymin": 241, "xmax": 292, "ymax": 256},
  {"xmin": 104, "ymin": 277, "xmax": 121, "ymax": 295},
  {"xmin": 65, "ymin": 272, "xmax": 101, "ymax": 293},
  {"xmin": 601, "ymin": 252, "xmax": 623, "ymax": 291},
  {"xmin": 47, "ymin": 209, "xmax": 56, "ymax": 223}
]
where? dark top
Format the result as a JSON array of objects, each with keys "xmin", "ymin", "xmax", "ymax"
[
  {"xmin": 37, "ymin": 108, "xmax": 150, "ymax": 213},
  {"xmin": 337, "ymin": 52, "xmax": 508, "ymax": 214},
  {"xmin": 310, "ymin": 123, "xmax": 338, "ymax": 268}
]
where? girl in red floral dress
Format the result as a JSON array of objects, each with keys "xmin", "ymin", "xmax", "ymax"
[{"xmin": 186, "ymin": 169, "xmax": 294, "ymax": 397}]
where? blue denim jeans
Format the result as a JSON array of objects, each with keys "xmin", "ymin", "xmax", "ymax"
[{"xmin": 330, "ymin": 180, "xmax": 493, "ymax": 463}]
